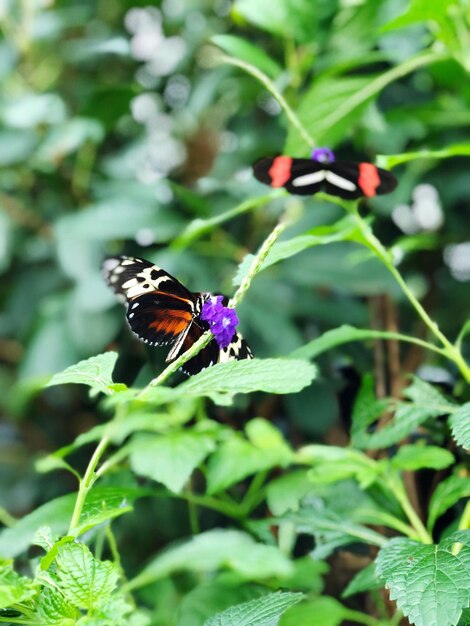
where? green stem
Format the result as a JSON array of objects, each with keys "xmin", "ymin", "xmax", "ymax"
[
  {"xmin": 171, "ymin": 191, "xmax": 285, "ymax": 249},
  {"xmin": 342, "ymin": 607, "xmax": 385, "ymax": 626},
  {"xmin": 387, "ymin": 472, "xmax": 432, "ymax": 544},
  {"xmin": 239, "ymin": 471, "xmax": 268, "ymax": 516},
  {"xmin": 68, "ymin": 435, "xmax": 111, "ymax": 534},
  {"xmin": 219, "ymin": 54, "xmax": 315, "ymax": 149},
  {"xmin": 458, "ymin": 499, "xmax": 470, "ymax": 532},
  {"xmin": 351, "ymin": 211, "xmax": 470, "ymax": 383}
]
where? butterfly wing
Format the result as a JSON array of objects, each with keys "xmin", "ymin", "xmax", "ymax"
[
  {"xmin": 179, "ymin": 326, "xmax": 253, "ymax": 376},
  {"xmin": 253, "ymin": 156, "xmax": 397, "ymax": 199},
  {"xmin": 253, "ymin": 157, "xmax": 326, "ymax": 196},
  {"xmin": 102, "ymin": 256, "xmax": 197, "ymax": 346},
  {"xmin": 327, "ymin": 162, "xmax": 397, "ymax": 199}
]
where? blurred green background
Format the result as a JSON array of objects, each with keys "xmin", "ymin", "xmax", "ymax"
[{"xmin": 1, "ymin": 0, "xmax": 469, "ymax": 582}]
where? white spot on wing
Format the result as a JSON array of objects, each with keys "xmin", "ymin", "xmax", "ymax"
[
  {"xmin": 292, "ymin": 170, "xmax": 326, "ymax": 187},
  {"xmin": 325, "ymin": 170, "xmax": 356, "ymax": 191}
]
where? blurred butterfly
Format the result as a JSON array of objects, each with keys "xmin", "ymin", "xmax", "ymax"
[
  {"xmin": 102, "ymin": 255, "xmax": 253, "ymax": 376},
  {"xmin": 253, "ymin": 148, "xmax": 397, "ymax": 200}
]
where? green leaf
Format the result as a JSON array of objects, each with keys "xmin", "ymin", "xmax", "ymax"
[
  {"xmin": 0, "ymin": 487, "xmax": 145, "ymax": 557},
  {"xmin": 449, "ymin": 404, "xmax": 470, "ymax": 450},
  {"xmin": 291, "ymin": 325, "xmax": 424, "ymax": 361},
  {"xmin": 284, "ymin": 75, "xmax": 377, "ymax": 154},
  {"xmin": 179, "ymin": 583, "xmax": 265, "ymax": 626},
  {"xmin": 175, "ymin": 359, "xmax": 317, "ymax": 404},
  {"xmin": 75, "ymin": 486, "xmax": 145, "ymax": 536},
  {"xmin": 128, "ymin": 530, "xmax": 293, "ymax": 591},
  {"xmin": 233, "ymin": 218, "xmax": 358, "ymax": 286},
  {"xmin": 376, "ymin": 537, "xmax": 470, "ymax": 626},
  {"xmin": 279, "ymin": 596, "xmax": 349, "ymax": 626},
  {"xmin": 297, "ymin": 445, "xmax": 379, "ymax": 489},
  {"xmin": 204, "ymin": 591, "xmax": 304, "ymax": 626},
  {"xmin": 46, "ymin": 352, "xmax": 120, "ymax": 396},
  {"xmin": 378, "ymin": 144, "xmax": 470, "ymax": 169},
  {"xmin": 0, "ymin": 559, "xmax": 35, "ymax": 609},
  {"xmin": 350, "ymin": 377, "xmax": 455, "ymax": 450},
  {"xmin": 54, "ymin": 542, "xmax": 118, "ymax": 610},
  {"xmin": 351, "ymin": 374, "xmax": 390, "ymax": 439},
  {"xmin": 266, "ymin": 471, "xmax": 312, "ymax": 516},
  {"xmin": 129, "ymin": 430, "xmax": 216, "ymax": 493},
  {"xmin": 206, "ymin": 420, "xmax": 292, "ymax": 494},
  {"xmin": 36, "ymin": 586, "xmax": 80, "ymax": 623},
  {"xmin": 233, "ymin": 0, "xmax": 317, "ymax": 43},
  {"xmin": 428, "ymin": 475, "xmax": 470, "ymax": 532},
  {"xmin": 391, "ymin": 444, "xmax": 455, "ymax": 471},
  {"xmin": 285, "ymin": 495, "xmax": 387, "ymax": 559},
  {"xmin": 382, "ymin": 0, "xmax": 455, "ymax": 31},
  {"xmin": 211, "ymin": 35, "xmax": 281, "ymax": 78},
  {"xmin": 342, "ymin": 562, "xmax": 383, "ymax": 598}
]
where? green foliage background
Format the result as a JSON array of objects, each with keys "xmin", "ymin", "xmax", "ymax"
[{"xmin": 0, "ymin": 0, "xmax": 470, "ymax": 625}]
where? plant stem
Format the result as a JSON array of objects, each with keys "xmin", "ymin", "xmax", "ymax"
[
  {"xmin": 171, "ymin": 191, "xmax": 285, "ymax": 248},
  {"xmin": 387, "ymin": 472, "xmax": 432, "ymax": 544},
  {"xmin": 351, "ymin": 211, "xmax": 470, "ymax": 383},
  {"xmin": 0, "ymin": 507, "xmax": 17, "ymax": 528},
  {"xmin": 218, "ymin": 54, "xmax": 315, "ymax": 149},
  {"xmin": 68, "ymin": 435, "xmax": 111, "ymax": 534}
]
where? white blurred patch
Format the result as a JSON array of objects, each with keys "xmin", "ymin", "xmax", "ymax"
[
  {"xmin": 392, "ymin": 184, "xmax": 443, "ymax": 234},
  {"xmin": 164, "ymin": 75, "xmax": 191, "ymax": 109},
  {"xmin": 135, "ymin": 228, "xmax": 155, "ymax": 247},
  {"xmin": 257, "ymin": 91, "xmax": 282, "ymax": 116},
  {"xmin": 444, "ymin": 242, "xmax": 470, "ymax": 282},
  {"xmin": 125, "ymin": 7, "xmax": 187, "ymax": 76}
]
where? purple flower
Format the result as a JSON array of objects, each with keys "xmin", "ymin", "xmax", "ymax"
[
  {"xmin": 311, "ymin": 147, "xmax": 335, "ymax": 164},
  {"xmin": 201, "ymin": 296, "xmax": 239, "ymax": 349}
]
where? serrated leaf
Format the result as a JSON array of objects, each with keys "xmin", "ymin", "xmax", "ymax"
[
  {"xmin": 342, "ymin": 562, "xmax": 383, "ymax": 598},
  {"xmin": 211, "ymin": 35, "xmax": 281, "ymax": 78},
  {"xmin": 204, "ymin": 591, "xmax": 304, "ymax": 626},
  {"xmin": 55, "ymin": 543, "xmax": 118, "ymax": 610},
  {"xmin": 0, "ymin": 487, "xmax": 145, "ymax": 557},
  {"xmin": 391, "ymin": 444, "xmax": 454, "ymax": 471},
  {"xmin": 376, "ymin": 537, "xmax": 470, "ymax": 626},
  {"xmin": 284, "ymin": 75, "xmax": 378, "ymax": 154},
  {"xmin": 47, "ymin": 352, "xmax": 120, "ymax": 396},
  {"xmin": 449, "ymin": 404, "xmax": 470, "ymax": 450},
  {"xmin": 206, "ymin": 422, "xmax": 292, "ymax": 495},
  {"xmin": 129, "ymin": 430, "xmax": 216, "ymax": 493},
  {"xmin": 36, "ymin": 586, "xmax": 80, "ymax": 623},
  {"xmin": 428, "ymin": 475, "xmax": 470, "ymax": 532},
  {"xmin": 176, "ymin": 359, "xmax": 317, "ymax": 403},
  {"xmin": 0, "ymin": 559, "xmax": 35, "ymax": 609},
  {"xmin": 128, "ymin": 530, "xmax": 293, "ymax": 591}
]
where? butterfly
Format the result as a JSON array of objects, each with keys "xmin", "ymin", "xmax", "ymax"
[
  {"xmin": 102, "ymin": 255, "xmax": 253, "ymax": 376},
  {"xmin": 253, "ymin": 148, "xmax": 397, "ymax": 200}
]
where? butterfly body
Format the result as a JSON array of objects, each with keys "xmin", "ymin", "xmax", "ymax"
[
  {"xmin": 103, "ymin": 256, "xmax": 252, "ymax": 375},
  {"xmin": 253, "ymin": 155, "xmax": 397, "ymax": 200}
]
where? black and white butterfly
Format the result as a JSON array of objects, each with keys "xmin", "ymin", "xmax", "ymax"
[
  {"xmin": 253, "ymin": 154, "xmax": 397, "ymax": 200},
  {"xmin": 102, "ymin": 255, "xmax": 253, "ymax": 376}
]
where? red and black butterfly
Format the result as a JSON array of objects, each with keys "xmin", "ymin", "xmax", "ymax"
[
  {"xmin": 102, "ymin": 256, "xmax": 253, "ymax": 376},
  {"xmin": 253, "ymin": 148, "xmax": 397, "ymax": 200}
]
